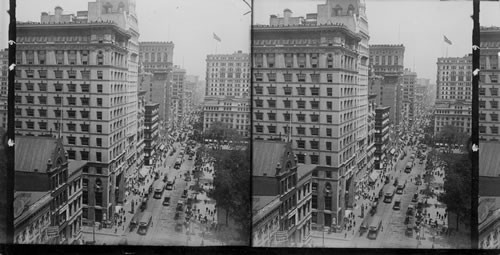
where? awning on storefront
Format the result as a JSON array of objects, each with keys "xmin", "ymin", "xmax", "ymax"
[
  {"xmin": 369, "ymin": 170, "xmax": 381, "ymax": 183},
  {"xmin": 139, "ymin": 167, "xmax": 148, "ymax": 178}
]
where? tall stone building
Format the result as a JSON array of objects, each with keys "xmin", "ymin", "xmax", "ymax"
[
  {"xmin": 252, "ymin": 0, "xmax": 369, "ymax": 229},
  {"xmin": 479, "ymin": 26, "xmax": 500, "ymax": 141},
  {"xmin": 402, "ymin": 68, "xmax": 417, "ymax": 124},
  {"xmin": 15, "ymin": 0, "xmax": 140, "ymax": 224},
  {"xmin": 172, "ymin": 66, "xmax": 186, "ymax": 127},
  {"xmin": 205, "ymin": 51, "xmax": 250, "ymax": 98},
  {"xmin": 369, "ymin": 44, "xmax": 405, "ymax": 126},
  {"xmin": 0, "ymin": 49, "xmax": 7, "ymax": 129},
  {"xmin": 203, "ymin": 96, "xmax": 250, "ymax": 137},
  {"xmin": 203, "ymin": 51, "xmax": 251, "ymax": 137},
  {"xmin": 434, "ymin": 55, "xmax": 472, "ymax": 136},
  {"xmin": 139, "ymin": 41, "xmax": 174, "ymax": 123}
]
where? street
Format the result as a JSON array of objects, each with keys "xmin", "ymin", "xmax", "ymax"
[
  {"xmin": 311, "ymin": 142, "xmax": 463, "ymax": 248},
  {"xmin": 82, "ymin": 137, "xmax": 221, "ymax": 245}
]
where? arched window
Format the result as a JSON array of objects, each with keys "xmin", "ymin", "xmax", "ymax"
[
  {"xmin": 118, "ymin": 2, "xmax": 125, "ymax": 12},
  {"xmin": 333, "ymin": 4, "xmax": 342, "ymax": 16},
  {"xmin": 347, "ymin": 4, "xmax": 355, "ymax": 15},
  {"xmin": 325, "ymin": 182, "xmax": 332, "ymax": 192},
  {"xmin": 95, "ymin": 178, "xmax": 102, "ymax": 187},
  {"xmin": 103, "ymin": 2, "xmax": 112, "ymax": 14}
]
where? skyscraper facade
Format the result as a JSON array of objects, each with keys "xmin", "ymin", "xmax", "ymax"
[
  {"xmin": 479, "ymin": 26, "xmax": 500, "ymax": 141},
  {"xmin": 368, "ymin": 44, "xmax": 405, "ymax": 126},
  {"xmin": 252, "ymin": 0, "xmax": 369, "ymax": 229},
  {"xmin": 434, "ymin": 55, "xmax": 472, "ymax": 136},
  {"xmin": 15, "ymin": 0, "xmax": 140, "ymax": 224}
]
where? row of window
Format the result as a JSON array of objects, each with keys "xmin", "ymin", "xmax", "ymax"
[
  {"xmin": 254, "ymin": 72, "xmax": 356, "ymax": 84},
  {"xmin": 254, "ymin": 52, "xmax": 357, "ymax": 70},
  {"xmin": 479, "ymin": 87, "xmax": 500, "ymax": 96},
  {"xmin": 17, "ymin": 69, "xmax": 105, "ymax": 80},
  {"xmin": 16, "ymin": 121, "xmax": 103, "ymax": 133},
  {"xmin": 16, "ymin": 96, "xmax": 104, "ymax": 107},
  {"xmin": 480, "ymin": 125, "xmax": 500, "ymax": 134},
  {"xmin": 254, "ymin": 99, "xmax": 357, "ymax": 111},
  {"xmin": 16, "ymin": 108, "xmax": 104, "ymax": 120},
  {"xmin": 254, "ymin": 85, "xmax": 357, "ymax": 97},
  {"xmin": 207, "ymin": 61, "xmax": 249, "ymax": 67},
  {"xmin": 479, "ymin": 100, "xmax": 499, "ymax": 109}
]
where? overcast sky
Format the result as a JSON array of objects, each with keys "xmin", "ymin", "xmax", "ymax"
[
  {"xmin": 1, "ymin": 1, "xmax": 500, "ymax": 81},
  {"xmin": 12, "ymin": 0, "xmax": 252, "ymax": 79},
  {"xmin": 254, "ymin": 0, "xmax": 500, "ymax": 81}
]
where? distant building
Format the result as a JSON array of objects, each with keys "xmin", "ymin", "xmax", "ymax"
[
  {"xmin": 136, "ymin": 90, "xmax": 147, "ymax": 169},
  {"xmin": 374, "ymin": 107, "xmax": 390, "ymax": 169},
  {"xmin": 139, "ymin": 41, "xmax": 174, "ymax": 123},
  {"xmin": 172, "ymin": 66, "xmax": 186, "ymax": 126},
  {"xmin": 369, "ymin": 44, "xmax": 405, "ymax": 126},
  {"xmin": 479, "ymin": 26, "xmax": 500, "ymax": 141},
  {"xmin": 205, "ymin": 51, "xmax": 250, "ymax": 98},
  {"xmin": 434, "ymin": 55, "xmax": 472, "ymax": 137},
  {"xmin": 203, "ymin": 96, "xmax": 250, "ymax": 138},
  {"xmin": 203, "ymin": 51, "xmax": 250, "ymax": 138},
  {"xmin": 144, "ymin": 103, "xmax": 160, "ymax": 165},
  {"xmin": 402, "ymin": 69, "xmax": 417, "ymax": 124}
]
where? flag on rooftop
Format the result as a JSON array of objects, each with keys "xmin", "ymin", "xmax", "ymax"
[
  {"xmin": 444, "ymin": 35, "xmax": 452, "ymax": 45},
  {"xmin": 213, "ymin": 33, "xmax": 221, "ymax": 42}
]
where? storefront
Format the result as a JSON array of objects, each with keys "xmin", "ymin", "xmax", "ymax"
[{"xmin": 368, "ymin": 170, "xmax": 381, "ymax": 186}]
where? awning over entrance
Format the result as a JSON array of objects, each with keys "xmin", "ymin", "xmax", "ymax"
[
  {"xmin": 139, "ymin": 167, "xmax": 148, "ymax": 178},
  {"xmin": 369, "ymin": 170, "xmax": 381, "ymax": 183}
]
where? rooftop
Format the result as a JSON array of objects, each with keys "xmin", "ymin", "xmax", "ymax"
[
  {"xmin": 297, "ymin": 164, "xmax": 316, "ymax": 181},
  {"xmin": 68, "ymin": 160, "xmax": 87, "ymax": 177},
  {"xmin": 253, "ymin": 140, "xmax": 289, "ymax": 177},
  {"xmin": 252, "ymin": 195, "xmax": 280, "ymax": 224},
  {"xmin": 14, "ymin": 191, "xmax": 52, "ymax": 224},
  {"xmin": 369, "ymin": 44, "xmax": 405, "ymax": 48},
  {"xmin": 15, "ymin": 136, "xmax": 61, "ymax": 173}
]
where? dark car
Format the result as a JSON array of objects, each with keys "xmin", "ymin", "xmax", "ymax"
[
  {"xmin": 412, "ymin": 193, "xmax": 418, "ymax": 203},
  {"xmin": 394, "ymin": 178, "xmax": 399, "ymax": 187},
  {"xmin": 129, "ymin": 216, "xmax": 139, "ymax": 232},
  {"xmin": 163, "ymin": 196, "xmax": 171, "ymax": 206},
  {"xmin": 181, "ymin": 189, "xmax": 188, "ymax": 198},
  {"xmin": 404, "ymin": 216, "xmax": 412, "ymax": 225},
  {"xmin": 174, "ymin": 211, "xmax": 181, "ymax": 220}
]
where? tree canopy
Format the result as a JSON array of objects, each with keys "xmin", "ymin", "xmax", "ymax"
[
  {"xmin": 209, "ymin": 146, "xmax": 250, "ymax": 241},
  {"xmin": 436, "ymin": 125, "xmax": 469, "ymax": 151},
  {"xmin": 438, "ymin": 152, "xmax": 471, "ymax": 230}
]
